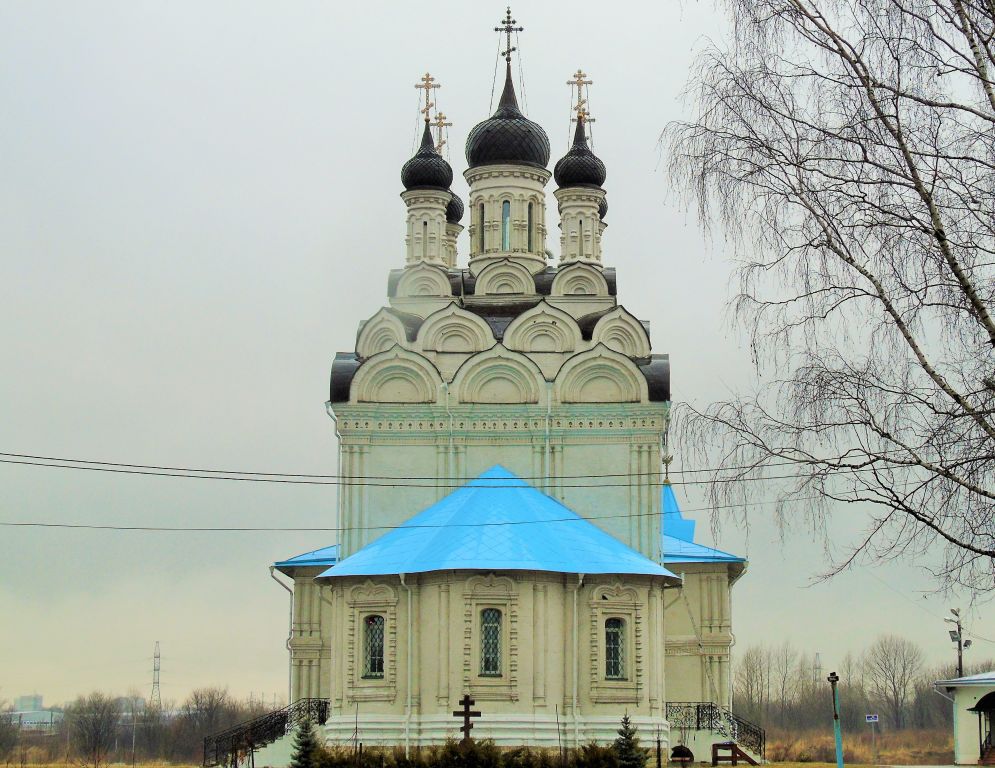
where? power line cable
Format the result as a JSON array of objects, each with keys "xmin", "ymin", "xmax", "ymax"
[
  {"xmin": 0, "ymin": 455, "xmax": 937, "ymax": 489},
  {"xmin": 0, "ymin": 488, "xmax": 918, "ymax": 534},
  {"xmin": 0, "ymin": 450, "xmax": 944, "ymax": 485}
]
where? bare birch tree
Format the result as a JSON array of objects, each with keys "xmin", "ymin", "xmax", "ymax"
[
  {"xmin": 665, "ymin": 0, "xmax": 995, "ymax": 591},
  {"xmin": 864, "ymin": 634, "xmax": 924, "ymax": 728}
]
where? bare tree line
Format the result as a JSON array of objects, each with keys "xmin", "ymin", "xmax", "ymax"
[
  {"xmin": 1, "ymin": 688, "xmax": 271, "ymax": 767},
  {"xmin": 734, "ymin": 634, "xmax": 994, "ymax": 731}
]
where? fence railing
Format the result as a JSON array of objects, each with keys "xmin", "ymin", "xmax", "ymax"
[
  {"xmin": 203, "ymin": 698, "xmax": 329, "ymax": 768},
  {"xmin": 665, "ymin": 701, "xmax": 765, "ymax": 760}
]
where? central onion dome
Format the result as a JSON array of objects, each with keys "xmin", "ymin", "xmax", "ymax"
[
  {"xmin": 446, "ymin": 190, "xmax": 464, "ymax": 223},
  {"xmin": 466, "ymin": 64, "xmax": 550, "ymax": 170},
  {"xmin": 554, "ymin": 115, "xmax": 606, "ymax": 188},
  {"xmin": 402, "ymin": 122, "xmax": 453, "ymax": 190}
]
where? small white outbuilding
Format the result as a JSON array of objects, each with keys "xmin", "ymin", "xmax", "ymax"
[{"xmin": 936, "ymin": 671, "xmax": 995, "ymax": 765}]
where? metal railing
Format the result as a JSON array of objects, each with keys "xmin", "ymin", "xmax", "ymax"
[
  {"xmin": 666, "ymin": 701, "xmax": 765, "ymax": 760},
  {"xmin": 203, "ymin": 698, "xmax": 329, "ymax": 768}
]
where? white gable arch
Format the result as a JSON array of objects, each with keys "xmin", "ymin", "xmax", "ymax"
[
  {"xmin": 356, "ymin": 308, "xmax": 410, "ymax": 358},
  {"xmin": 416, "ymin": 303, "xmax": 495, "ymax": 354},
  {"xmin": 475, "ymin": 259, "xmax": 536, "ymax": 296},
  {"xmin": 350, "ymin": 347, "xmax": 443, "ymax": 404},
  {"xmin": 551, "ymin": 262, "xmax": 609, "ymax": 297},
  {"xmin": 395, "ymin": 262, "xmax": 453, "ymax": 299},
  {"xmin": 504, "ymin": 301, "xmax": 582, "ymax": 354},
  {"xmin": 554, "ymin": 344, "xmax": 648, "ymax": 404},
  {"xmin": 451, "ymin": 346, "xmax": 546, "ymax": 405},
  {"xmin": 591, "ymin": 306, "xmax": 651, "ymax": 357}
]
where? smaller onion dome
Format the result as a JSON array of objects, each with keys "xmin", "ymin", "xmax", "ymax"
[
  {"xmin": 553, "ymin": 116, "xmax": 606, "ymax": 189},
  {"xmin": 598, "ymin": 197, "xmax": 608, "ymax": 220},
  {"xmin": 401, "ymin": 122, "xmax": 453, "ymax": 191},
  {"xmin": 446, "ymin": 190, "xmax": 464, "ymax": 224}
]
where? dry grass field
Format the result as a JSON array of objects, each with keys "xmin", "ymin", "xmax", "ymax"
[{"xmin": 767, "ymin": 727, "xmax": 953, "ymax": 765}]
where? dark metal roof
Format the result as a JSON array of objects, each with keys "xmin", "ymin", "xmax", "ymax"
[
  {"xmin": 553, "ymin": 117, "xmax": 606, "ymax": 188},
  {"xmin": 465, "ymin": 63, "xmax": 550, "ymax": 170},
  {"xmin": 576, "ymin": 309, "xmax": 613, "ymax": 340},
  {"xmin": 329, "ymin": 352, "xmax": 360, "ymax": 403},
  {"xmin": 462, "ymin": 299, "xmax": 544, "ymax": 340},
  {"xmin": 638, "ymin": 355, "xmax": 670, "ymax": 401},
  {"xmin": 599, "ymin": 197, "xmax": 608, "ymax": 220},
  {"xmin": 386, "ymin": 266, "xmax": 617, "ymax": 298},
  {"xmin": 575, "ymin": 307, "xmax": 651, "ymax": 343},
  {"xmin": 446, "ymin": 190, "xmax": 464, "ymax": 224},
  {"xmin": 401, "ymin": 122, "xmax": 453, "ymax": 191}
]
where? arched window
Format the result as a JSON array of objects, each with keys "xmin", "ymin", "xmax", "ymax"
[
  {"xmin": 605, "ymin": 618, "xmax": 625, "ymax": 679},
  {"xmin": 480, "ymin": 608, "xmax": 502, "ymax": 676},
  {"xmin": 527, "ymin": 202, "xmax": 534, "ymax": 251},
  {"xmin": 478, "ymin": 203, "xmax": 485, "ymax": 252},
  {"xmin": 501, "ymin": 200, "xmax": 511, "ymax": 250},
  {"xmin": 363, "ymin": 614, "xmax": 385, "ymax": 679}
]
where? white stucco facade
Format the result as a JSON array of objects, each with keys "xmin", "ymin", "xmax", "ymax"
[{"xmin": 937, "ymin": 672, "xmax": 995, "ymax": 764}]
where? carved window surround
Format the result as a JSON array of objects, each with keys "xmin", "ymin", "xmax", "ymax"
[
  {"xmin": 346, "ymin": 581, "xmax": 398, "ymax": 703},
  {"xmin": 462, "ymin": 574, "xmax": 519, "ymax": 701},
  {"xmin": 589, "ymin": 582, "xmax": 642, "ymax": 703}
]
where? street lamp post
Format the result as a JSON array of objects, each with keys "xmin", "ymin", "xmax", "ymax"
[
  {"xmin": 945, "ymin": 608, "xmax": 972, "ymax": 677},
  {"xmin": 828, "ymin": 672, "xmax": 844, "ymax": 768}
]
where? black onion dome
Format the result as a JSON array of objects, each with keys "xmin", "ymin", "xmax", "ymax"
[
  {"xmin": 446, "ymin": 190, "xmax": 464, "ymax": 223},
  {"xmin": 466, "ymin": 64, "xmax": 550, "ymax": 170},
  {"xmin": 554, "ymin": 116, "xmax": 606, "ymax": 188},
  {"xmin": 598, "ymin": 197, "xmax": 608, "ymax": 220},
  {"xmin": 402, "ymin": 122, "xmax": 453, "ymax": 191}
]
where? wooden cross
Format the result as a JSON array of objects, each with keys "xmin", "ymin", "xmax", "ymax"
[
  {"xmin": 414, "ymin": 72, "xmax": 440, "ymax": 122},
  {"xmin": 431, "ymin": 112, "xmax": 452, "ymax": 153},
  {"xmin": 452, "ymin": 694, "xmax": 481, "ymax": 745},
  {"xmin": 494, "ymin": 7, "xmax": 523, "ymax": 63}
]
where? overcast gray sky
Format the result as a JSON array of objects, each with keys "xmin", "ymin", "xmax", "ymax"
[{"xmin": 1, "ymin": 0, "xmax": 992, "ymax": 707}]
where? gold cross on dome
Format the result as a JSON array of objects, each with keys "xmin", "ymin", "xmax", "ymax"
[
  {"xmin": 414, "ymin": 72, "xmax": 440, "ymax": 122},
  {"xmin": 567, "ymin": 69, "xmax": 592, "ymax": 91},
  {"xmin": 568, "ymin": 69, "xmax": 596, "ymax": 125},
  {"xmin": 431, "ymin": 112, "xmax": 452, "ymax": 153},
  {"xmin": 495, "ymin": 7, "xmax": 523, "ymax": 63}
]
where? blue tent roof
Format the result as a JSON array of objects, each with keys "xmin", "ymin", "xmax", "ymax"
[
  {"xmin": 660, "ymin": 484, "xmax": 744, "ymax": 564},
  {"xmin": 318, "ymin": 466, "xmax": 679, "ymax": 580},
  {"xmin": 274, "ymin": 544, "xmax": 339, "ymax": 570}
]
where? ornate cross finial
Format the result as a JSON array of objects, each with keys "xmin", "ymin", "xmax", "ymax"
[
  {"xmin": 495, "ymin": 7, "xmax": 523, "ymax": 63},
  {"xmin": 662, "ymin": 453, "xmax": 673, "ymax": 484},
  {"xmin": 568, "ymin": 69, "xmax": 596, "ymax": 126},
  {"xmin": 430, "ymin": 111, "xmax": 452, "ymax": 153},
  {"xmin": 414, "ymin": 72, "xmax": 440, "ymax": 123}
]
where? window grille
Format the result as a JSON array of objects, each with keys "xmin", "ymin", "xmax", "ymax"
[
  {"xmin": 501, "ymin": 201, "xmax": 511, "ymax": 250},
  {"xmin": 605, "ymin": 618, "xmax": 625, "ymax": 679},
  {"xmin": 527, "ymin": 202, "xmax": 534, "ymax": 251},
  {"xmin": 478, "ymin": 203, "xmax": 485, "ymax": 252},
  {"xmin": 363, "ymin": 614, "xmax": 385, "ymax": 679},
  {"xmin": 480, "ymin": 608, "xmax": 502, "ymax": 676}
]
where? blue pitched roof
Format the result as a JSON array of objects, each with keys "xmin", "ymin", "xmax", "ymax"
[
  {"xmin": 661, "ymin": 484, "xmax": 744, "ymax": 564},
  {"xmin": 274, "ymin": 544, "xmax": 339, "ymax": 569},
  {"xmin": 318, "ymin": 466, "xmax": 679, "ymax": 580}
]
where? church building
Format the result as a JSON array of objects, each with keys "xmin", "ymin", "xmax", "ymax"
[{"xmin": 269, "ymin": 10, "xmax": 755, "ymax": 758}]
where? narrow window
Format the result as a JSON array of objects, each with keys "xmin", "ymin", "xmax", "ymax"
[
  {"xmin": 363, "ymin": 615, "xmax": 385, "ymax": 679},
  {"xmin": 422, "ymin": 221, "xmax": 428, "ymax": 260},
  {"xmin": 480, "ymin": 608, "xmax": 502, "ymax": 676},
  {"xmin": 478, "ymin": 203, "xmax": 485, "ymax": 252},
  {"xmin": 527, "ymin": 202, "xmax": 534, "ymax": 251},
  {"xmin": 605, "ymin": 618, "xmax": 625, "ymax": 679},
  {"xmin": 501, "ymin": 200, "xmax": 511, "ymax": 250}
]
